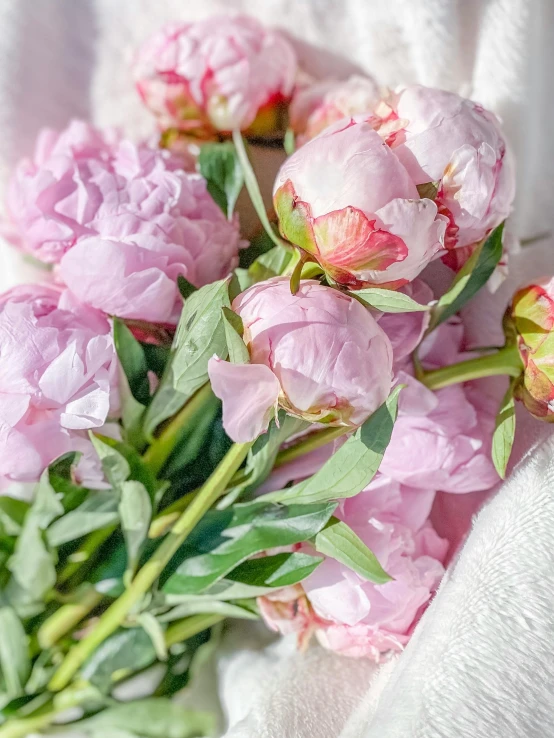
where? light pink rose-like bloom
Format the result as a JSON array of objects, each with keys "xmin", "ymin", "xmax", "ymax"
[
  {"xmin": 374, "ymin": 85, "xmax": 515, "ymax": 250},
  {"xmin": 274, "ymin": 118, "xmax": 447, "ymax": 289},
  {"xmin": 133, "ymin": 15, "xmax": 297, "ymax": 133},
  {"xmin": 0, "ymin": 284, "xmax": 119, "ymax": 489},
  {"xmin": 259, "ymin": 476, "xmax": 448, "ymax": 660},
  {"xmin": 5, "ymin": 121, "xmax": 244, "ymax": 322},
  {"xmin": 208, "ymin": 278, "xmax": 393, "ymax": 443},
  {"xmin": 375, "ymin": 279, "xmax": 433, "ymax": 363},
  {"xmin": 290, "ymin": 75, "xmax": 380, "ymax": 145}
]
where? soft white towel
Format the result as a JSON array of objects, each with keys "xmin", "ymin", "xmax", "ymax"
[{"xmin": 1, "ymin": 2, "xmax": 553, "ymax": 737}]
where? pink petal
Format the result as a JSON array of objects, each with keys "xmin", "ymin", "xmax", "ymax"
[{"xmin": 207, "ymin": 357, "xmax": 280, "ymax": 443}]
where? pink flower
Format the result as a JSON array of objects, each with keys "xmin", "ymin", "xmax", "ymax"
[
  {"xmin": 259, "ymin": 476, "xmax": 448, "ymax": 660},
  {"xmin": 208, "ymin": 277, "xmax": 393, "ymax": 443},
  {"xmin": 5, "ymin": 121, "xmax": 244, "ymax": 322},
  {"xmin": 290, "ymin": 75, "xmax": 380, "ymax": 145},
  {"xmin": 509, "ymin": 278, "xmax": 554, "ymax": 420},
  {"xmin": 0, "ymin": 285, "xmax": 119, "ymax": 488},
  {"xmin": 375, "ymin": 85, "xmax": 515, "ymax": 250},
  {"xmin": 133, "ymin": 15, "xmax": 297, "ymax": 133},
  {"xmin": 375, "ymin": 279, "xmax": 433, "ymax": 363},
  {"xmin": 273, "ymin": 118, "xmax": 447, "ymax": 289}
]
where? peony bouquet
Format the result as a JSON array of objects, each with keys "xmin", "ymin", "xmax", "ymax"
[{"xmin": 0, "ymin": 13, "xmax": 549, "ymax": 738}]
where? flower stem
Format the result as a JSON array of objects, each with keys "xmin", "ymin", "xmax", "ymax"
[
  {"xmin": 142, "ymin": 383, "xmax": 214, "ymax": 475},
  {"xmin": 274, "ymin": 425, "xmax": 351, "ymax": 468},
  {"xmin": 232, "ymin": 129, "xmax": 288, "ymax": 249},
  {"xmin": 0, "ymin": 710, "xmax": 58, "ymax": 738},
  {"xmin": 421, "ymin": 344, "xmax": 522, "ymax": 390},
  {"xmin": 165, "ymin": 613, "xmax": 224, "ymax": 647},
  {"xmin": 37, "ymin": 588, "xmax": 103, "ymax": 650},
  {"xmin": 48, "ymin": 440, "xmax": 252, "ymax": 693}
]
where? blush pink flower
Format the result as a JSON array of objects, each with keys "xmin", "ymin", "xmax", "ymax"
[
  {"xmin": 133, "ymin": 15, "xmax": 297, "ymax": 134},
  {"xmin": 374, "ymin": 85, "xmax": 515, "ymax": 250},
  {"xmin": 5, "ymin": 121, "xmax": 244, "ymax": 323},
  {"xmin": 290, "ymin": 75, "xmax": 380, "ymax": 145},
  {"xmin": 259, "ymin": 476, "xmax": 448, "ymax": 660},
  {"xmin": 208, "ymin": 277, "xmax": 393, "ymax": 443},
  {"xmin": 273, "ymin": 118, "xmax": 447, "ymax": 289},
  {"xmin": 0, "ymin": 284, "xmax": 119, "ymax": 488},
  {"xmin": 375, "ymin": 279, "xmax": 433, "ymax": 363}
]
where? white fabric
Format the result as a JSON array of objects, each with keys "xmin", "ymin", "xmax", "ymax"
[{"xmin": 2, "ymin": 2, "xmax": 554, "ymax": 737}]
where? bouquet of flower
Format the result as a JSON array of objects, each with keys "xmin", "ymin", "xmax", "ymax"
[{"xmin": 0, "ymin": 13, "xmax": 550, "ymax": 738}]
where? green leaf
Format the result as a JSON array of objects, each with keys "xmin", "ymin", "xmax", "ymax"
[
  {"xmin": 31, "ymin": 468, "xmax": 65, "ymax": 529},
  {"xmin": 144, "ymin": 279, "xmax": 231, "ymax": 438},
  {"xmin": 8, "ymin": 521, "xmax": 56, "ymax": 600},
  {"xmin": 47, "ymin": 453, "xmax": 89, "ymax": 512},
  {"xmin": 416, "ymin": 181, "xmax": 439, "ymax": 200},
  {"xmin": 113, "ymin": 319, "xmax": 151, "ymax": 406},
  {"xmin": 119, "ymin": 481, "xmax": 152, "ymax": 572},
  {"xmin": 163, "ymin": 501, "xmax": 336, "ymax": 596},
  {"xmin": 137, "ymin": 612, "xmax": 167, "ymax": 662},
  {"xmin": 262, "ymin": 387, "xmax": 402, "ymax": 505},
  {"xmin": 352, "ymin": 288, "xmax": 430, "ymax": 313},
  {"xmin": 314, "ymin": 518, "xmax": 391, "ymax": 583},
  {"xmin": 228, "ymin": 551, "xmax": 323, "ymax": 588},
  {"xmin": 81, "ymin": 628, "xmax": 157, "ymax": 693},
  {"xmin": 222, "ymin": 306, "xmax": 249, "ymax": 364},
  {"xmin": 0, "ymin": 607, "xmax": 30, "ymax": 697},
  {"xmin": 159, "ymin": 599, "xmax": 259, "ymax": 622},
  {"xmin": 232, "ymin": 130, "xmax": 285, "ymax": 249},
  {"xmin": 90, "ymin": 434, "xmax": 130, "ymax": 488},
  {"xmin": 91, "ymin": 435, "xmax": 158, "ymax": 502},
  {"xmin": 430, "ymin": 222, "xmax": 505, "ymax": 330},
  {"xmin": 75, "ymin": 698, "xmax": 214, "ymax": 738},
  {"xmin": 177, "ymin": 275, "xmax": 197, "ymax": 300},
  {"xmin": 0, "ymin": 499, "xmax": 28, "ymax": 537},
  {"xmin": 492, "ymin": 380, "xmax": 516, "ymax": 479},
  {"xmin": 198, "ymin": 141, "xmax": 244, "ymax": 219},
  {"xmin": 47, "ymin": 492, "xmax": 119, "ymax": 547},
  {"xmin": 238, "ymin": 230, "xmax": 274, "ymax": 270},
  {"xmin": 248, "ymin": 244, "xmax": 292, "ymax": 283},
  {"xmin": 219, "ymin": 413, "xmax": 309, "ymax": 508}
]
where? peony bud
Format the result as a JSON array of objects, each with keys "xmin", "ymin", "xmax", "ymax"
[
  {"xmin": 374, "ymin": 85, "xmax": 515, "ymax": 250},
  {"xmin": 510, "ymin": 277, "xmax": 554, "ymax": 420},
  {"xmin": 208, "ymin": 277, "xmax": 393, "ymax": 443},
  {"xmin": 5, "ymin": 122, "xmax": 245, "ymax": 322},
  {"xmin": 290, "ymin": 74, "xmax": 380, "ymax": 145},
  {"xmin": 0, "ymin": 285, "xmax": 119, "ymax": 489},
  {"xmin": 273, "ymin": 118, "xmax": 447, "ymax": 289},
  {"xmin": 133, "ymin": 15, "xmax": 297, "ymax": 135}
]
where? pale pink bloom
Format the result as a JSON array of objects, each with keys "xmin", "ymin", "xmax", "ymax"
[
  {"xmin": 0, "ymin": 285, "xmax": 119, "ymax": 488},
  {"xmin": 375, "ymin": 279, "xmax": 433, "ymax": 363},
  {"xmin": 274, "ymin": 118, "xmax": 447, "ymax": 289},
  {"xmin": 134, "ymin": 15, "xmax": 297, "ymax": 133},
  {"xmin": 5, "ymin": 120, "xmax": 244, "ymax": 322},
  {"xmin": 290, "ymin": 75, "xmax": 380, "ymax": 145},
  {"xmin": 208, "ymin": 277, "xmax": 393, "ymax": 443},
  {"xmin": 260, "ymin": 476, "xmax": 448, "ymax": 660},
  {"xmin": 258, "ymin": 585, "xmax": 325, "ymax": 651},
  {"xmin": 376, "ymin": 85, "xmax": 515, "ymax": 250}
]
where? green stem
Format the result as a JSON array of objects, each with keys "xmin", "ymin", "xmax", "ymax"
[
  {"xmin": 232, "ymin": 129, "xmax": 288, "ymax": 249},
  {"xmin": 0, "ymin": 709, "xmax": 58, "ymax": 738},
  {"xmin": 421, "ymin": 344, "xmax": 522, "ymax": 390},
  {"xmin": 142, "ymin": 383, "xmax": 213, "ymax": 475},
  {"xmin": 165, "ymin": 613, "xmax": 224, "ymax": 647},
  {"xmin": 37, "ymin": 588, "xmax": 103, "ymax": 649},
  {"xmin": 48, "ymin": 441, "xmax": 252, "ymax": 693},
  {"xmin": 148, "ymin": 490, "xmax": 196, "ymax": 539},
  {"xmin": 274, "ymin": 425, "xmax": 351, "ymax": 468}
]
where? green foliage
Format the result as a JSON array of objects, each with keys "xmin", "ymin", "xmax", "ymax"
[{"xmin": 198, "ymin": 141, "xmax": 244, "ymax": 219}]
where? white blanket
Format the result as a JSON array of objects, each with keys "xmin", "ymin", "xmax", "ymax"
[{"xmin": 1, "ymin": 2, "xmax": 554, "ymax": 736}]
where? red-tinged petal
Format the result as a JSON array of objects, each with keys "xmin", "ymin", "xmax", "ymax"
[
  {"xmin": 273, "ymin": 179, "xmax": 317, "ymax": 255},
  {"xmin": 312, "ymin": 207, "xmax": 408, "ymax": 272}
]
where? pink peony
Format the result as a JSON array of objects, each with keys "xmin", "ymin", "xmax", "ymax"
[
  {"xmin": 290, "ymin": 75, "xmax": 380, "ymax": 145},
  {"xmin": 5, "ymin": 121, "xmax": 244, "ymax": 322},
  {"xmin": 208, "ymin": 277, "xmax": 393, "ymax": 443},
  {"xmin": 374, "ymin": 85, "xmax": 515, "ymax": 250},
  {"xmin": 0, "ymin": 284, "xmax": 119, "ymax": 488},
  {"xmin": 259, "ymin": 476, "xmax": 448, "ymax": 660},
  {"xmin": 375, "ymin": 279, "xmax": 433, "ymax": 364},
  {"xmin": 273, "ymin": 118, "xmax": 447, "ymax": 289},
  {"xmin": 133, "ymin": 15, "xmax": 297, "ymax": 133}
]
